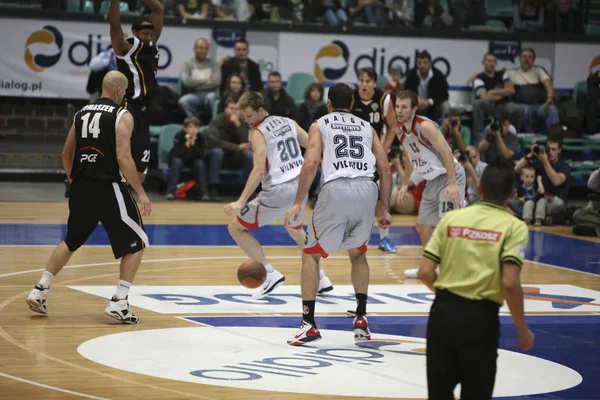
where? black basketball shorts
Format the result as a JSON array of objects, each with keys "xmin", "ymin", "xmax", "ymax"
[
  {"xmin": 126, "ymin": 100, "xmax": 151, "ymax": 174},
  {"xmin": 64, "ymin": 179, "xmax": 148, "ymax": 259}
]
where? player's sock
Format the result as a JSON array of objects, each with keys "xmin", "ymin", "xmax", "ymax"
[
  {"xmin": 319, "ymin": 269, "xmax": 325, "ymax": 279},
  {"xmin": 355, "ymin": 293, "xmax": 367, "ymax": 318},
  {"xmin": 38, "ymin": 271, "xmax": 54, "ymax": 289},
  {"xmin": 302, "ymin": 300, "xmax": 316, "ymax": 325},
  {"xmin": 264, "ymin": 264, "xmax": 275, "ymax": 273},
  {"xmin": 114, "ymin": 280, "xmax": 131, "ymax": 300},
  {"xmin": 379, "ymin": 227, "xmax": 389, "ymax": 240}
]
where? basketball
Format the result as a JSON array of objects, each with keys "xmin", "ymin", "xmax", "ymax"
[{"xmin": 237, "ymin": 260, "xmax": 267, "ymax": 288}]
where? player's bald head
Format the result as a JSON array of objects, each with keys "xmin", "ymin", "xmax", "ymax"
[{"xmin": 102, "ymin": 71, "xmax": 128, "ymax": 103}]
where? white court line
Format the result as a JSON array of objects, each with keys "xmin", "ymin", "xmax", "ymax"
[
  {"xmin": 0, "ymin": 254, "xmax": 421, "ymax": 279},
  {"xmin": 0, "ymin": 244, "xmax": 424, "ymax": 248},
  {"xmin": 0, "ymin": 372, "xmax": 109, "ymax": 400}
]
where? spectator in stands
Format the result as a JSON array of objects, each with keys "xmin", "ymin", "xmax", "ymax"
[
  {"xmin": 220, "ymin": 39, "xmax": 262, "ymax": 93},
  {"xmin": 261, "ymin": 72, "xmax": 297, "ymax": 119},
  {"xmin": 165, "ymin": 117, "xmax": 210, "ymax": 201},
  {"xmin": 572, "ymin": 168, "xmax": 600, "ymax": 237},
  {"xmin": 384, "ymin": 0, "xmax": 414, "ymax": 27},
  {"xmin": 513, "ymin": 0, "xmax": 545, "ymax": 32},
  {"xmin": 383, "ymin": 66, "xmax": 404, "ymax": 108},
  {"xmin": 297, "ymin": 83, "xmax": 328, "ymax": 132},
  {"xmin": 505, "ymin": 48, "xmax": 559, "ymax": 133},
  {"xmin": 478, "ymin": 115, "xmax": 519, "ymax": 163},
  {"xmin": 212, "ymin": 0, "xmax": 252, "ymax": 20},
  {"xmin": 178, "ymin": 38, "xmax": 220, "ymax": 120},
  {"xmin": 514, "ymin": 134, "xmax": 570, "ymax": 225},
  {"xmin": 348, "ymin": 0, "xmax": 387, "ymax": 26},
  {"xmin": 509, "ymin": 165, "xmax": 546, "ymax": 224},
  {"xmin": 414, "ymin": 0, "xmax": 453, "ymax": 29},
  {"xmin": 464, "ymin": 145, "xmax": 487, "ymax": 203},
  {"xmin": 207, "ymin": 98, "xmax": 253, "ymax": 200},
  {"xmin": 440, "ymin": 108, "xmax": 469, "ymax": 151},
  {"xmin": 586, "ymin": 69, "xmax": 600, "ymax": 134},
  {"xmin": 176, "ymin": 0, "xmax": 210, "ymax": 19},
  {"xmin": 470, "ymin": 53, "xmax": 518, "ymax": 140},
  {"xmin": 544, "ymin": 0, "xmax": 584, "ymax": 34},
  {"xmin": 319, "ymin": 0, "xmax": 348, "ymax": 26},
  {"xmin": 404, "ymin": 50, "xmax": 450, "ymax": 121},
  {"xmin": 450, "ymin": 0, "xmax": 487, "ymax": 30},
  {"xmin": 217, "ymin": 73, "xmax": 245, "ymax": 113}
]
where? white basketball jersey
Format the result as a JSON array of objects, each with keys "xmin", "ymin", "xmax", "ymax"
[
  {"xmin": 255, "ymin": 115, "xmax": 303, "ymax": 188},
  {"xmin": 317, "ymin": 111, "xmax": 376, "ymax": 184},
  {"xmin": 397, "ymin": 115, "xmax": 459, "ymax": 181}
]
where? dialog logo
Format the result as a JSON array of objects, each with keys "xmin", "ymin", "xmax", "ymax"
[
  {"xmin": 314, "ymin": 40, "xmax": 349, "ymax": 82},
  {"xmin": 78, "ymin": 326, "xmax": 582, "ymax": 398},
  {"xmin": 24, "ymin": 25, "xmax": 63, "ymax": 72}
]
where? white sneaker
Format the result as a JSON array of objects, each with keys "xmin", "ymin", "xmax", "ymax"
[
  {"xmin": 317, "ymin": 275, "xmax": 333, "ymax": 294},
  {"xmin": 252, "ymin": 269, "xmax": 285, "ymax": 300},
  {"xmin": 26, "ymin": 284, "xmax": 49, "ymax": 314},
  {"xmin": 104, "ymin": 296, "xmax": 139, "ymax": 324},
  {"xmin": 403, "ymin": 266, "xmax": 440, "ymax": 279}
]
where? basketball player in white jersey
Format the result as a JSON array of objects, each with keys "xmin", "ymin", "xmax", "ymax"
[
  {"xmin": 384, "ymin": 90, "xmax": 466, "ymax": 279},
  {"xmin": 284, "ymin": 83, "xmax": 393, "ymax": 346},
  {"xmin": 224, "ymin": 92, "xmax": 333, "ymax": 300}
]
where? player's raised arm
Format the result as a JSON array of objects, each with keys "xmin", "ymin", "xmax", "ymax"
[
  {"xmin": 294, "ymin": 121, "xmax": 309, "ymax": 149},
  {"xmin": 372, "ymin": 127, "xmax": 392, "ymax": 228},
  {"xmin": 142, "ymin": 0, "xmax": 164, "ymax": 43},
  {"xmin": 62, "ymin": 122, "xmax": 76, "ymax": 182},
  {"xmin": 116, "ymin": 112, "xmax": 151, "ymax": 216},
  {"xmin": 109, "ymin": 0, "xmax": 130, "ymax": 56},
  {"xmin": 224, "ymin": 129, "xmax": 267, "ymax": 215},
  {"xmin": 420, "ymin": 120, "xmax": 460, "ymax": 206}
]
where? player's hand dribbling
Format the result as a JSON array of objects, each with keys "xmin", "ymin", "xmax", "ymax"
[
  {"xmin": 138, "ymin": 193, "xmax": 152, "ymax": 216},
  {"xmin": 518, "ymin": 329, "xmax": 535, "ymax": 351},
  {"xmin": 445, "ymin": 182, "xmax": 461, "ymax": 207},
  {"xmin": 224, "ymin": 201, "xmax": 244, "ymax": 216},
  {"xmin": 284, "ymin": 203, "xmax": 302, "ymax": 227},
  {"xmin": 378, "ymin": 210, "xmax": 392, "ymax": 229}
]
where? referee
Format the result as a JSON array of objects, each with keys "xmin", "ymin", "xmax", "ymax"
[{"xmin": 418, "ymin": 160, "xmax": 535, "ymax": 400}]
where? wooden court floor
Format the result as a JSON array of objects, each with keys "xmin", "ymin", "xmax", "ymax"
[{"xmin": 0, "ymin": 202, "xmax": 599, "ymax": 400}]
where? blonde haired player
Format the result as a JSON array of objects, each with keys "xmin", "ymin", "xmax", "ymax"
[
  {"xmin": 384, "ymin": 90, "xmax": 466, "ymax": 279},
  {"xmin": 224, "ymin": 92, "xmax": 332, "ymax": 299}
]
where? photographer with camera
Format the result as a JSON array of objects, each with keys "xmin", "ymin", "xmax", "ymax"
[
  {"xmin": 441, "ymin": 108, "xmax": 470, "ymax": 151},
  {"xmin": 514, "ymin": 132, "xmax": 570, "ymax": 225},
  {"xmin": 457, "ymin": 145, "xmax": 488, "ymax": 204},
  {"xmin": 572, "ymin": 168, "xmax": 600, "ymax": 237},
  {"xmin": 477, "ymin": 115, "xmax": 519, "ymax": 164}
]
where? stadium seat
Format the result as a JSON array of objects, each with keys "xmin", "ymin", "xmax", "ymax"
[
  {"xmin": 149, "ymin": 125, "xmax": 161, "ymax": 144},
  {"xmin": 573, "ymin": 80, "xmax": 587, "ymax": 110},
  {"xmin": 158, "ymin": 124, "xmax": 183, "ymax": 169},
  {"xmin": 376, "ymin": 75, "xmax": 389, "ymax": 90},
  {"xmin": 98, "ymin": 1, "xmax": 129, "ymax": 15},
  {"xmin": 83, "ymin": 0, "xmax": 94, "ymax": 13},
  {"xmin": 439, "ymin": 0, "xmax": 449, "ymax": 13},
  {"xmin": 67, "ymin": 0, "xmax": 80, "ymax": 12},
  {"xmin": 285, "ymin": 73, "xmax": 315, "ymax": 103},
  {"xmin": 485, "ymin": 0, "xmax": 513, "ymax": 18},
  {"xmin": 212, "ymin": 99, "xmax": 220, "ymax": 117},
  {"xmin": 586, "ymin": 25, "xmax": 600, "ymax": 35},
  {"xmin": 199, "ymin": 125, "xmax": 208, "ymax": 137},
  {"xmin": 176, "ymin": 79, "xmax": 183, "ymax": 97}
]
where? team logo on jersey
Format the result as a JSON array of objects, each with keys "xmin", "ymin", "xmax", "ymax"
[
  {"xmin": 371, "ymin": 103, "xmax": 379, "ymax": 111},
  {"xmin": 447, "ymin": 226, "xmax": 502, "ymax": 242},
  {"xmin": 24, "ymin": 25, "xmax": 63, "ymax": 72},
  {"xmin": 449, "ymin": 227, "xmax": 462, "ymax": 237},
  {"xmin": 314, "ymin": 41, "xmax": 349, "ymax": 82}
]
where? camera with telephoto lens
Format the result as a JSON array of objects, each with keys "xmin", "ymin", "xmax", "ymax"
[
  {"xmin": 450, "ymin": 119, "xmax": 458, "ymax": 128},
  {"xmin": 533, "ymin": 142, "xmax": 546, "ymax": 154},
  {"xmin": 457, "ymin": 149, "xmax": 470, "ymax": 163},
  {"xmin": 486, "ymin": 120, "xmax": 501, "ymax": 142}
]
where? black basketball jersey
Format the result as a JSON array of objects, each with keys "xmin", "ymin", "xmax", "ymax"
[
  {"xmin": 115, "ymin": 36, "xmax": 159, "ymax": 104},
  {"xmin": 71, "ymin": 98, "xmax": 127, "ymax": 182},
  {"xmin": 350, "ymin": 88, "xmax": 387, "ymax": 137}
]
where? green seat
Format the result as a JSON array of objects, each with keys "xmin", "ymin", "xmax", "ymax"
[
  {"xmin": 376, "ymin": 75, "xmax": 389, "ymax": 90},
  {"xmin": 573, "ymin": 80, "xmax": 587, "ymax": 109},
  {"xmin": 158, "ymin": 124, "xmax": 183, "ymax": 169},
  {"xmin": 212, "ymin": 99, "xmax": 220, "ymax": 117},
  {"xmin": 439, "ymin": 0, "xmax": 449, "ymax": 13},
  {"xmin": 149, "ymin": 125, "xmax": 162, "ymax": 144},
  {"xmin": 67, "ymin": 0, "xmax": 80, "ymax": 12},
  {"xmin": 485, "ymin": 0, "xmax": 513, "ymax": 18},
  {"xmin": 586, "ymin": 138, "xmax": 600, "ymax": 150},
  {"xmin": 285, "ymin": 73, "xmax": 315, "ymax": 103},
  {"xmin": 83, "ymin": 0, "xmax": 94, "ymax": 13},
  {"xmin": 176, "ymin": 79, "xmax": 183, "ymax": 97},
  {"xmin": 98, "ymin": 1, "xmax": 129, "ymax": 14},
  {"xmin": 562, "ymin": 138, "xmax": 588, "ymax": 151},
  {"xmin": 586, "ymin": 25, "xmax": 600, "ymax": 35},
  {"xmin": 485, "ymin": 19, "xmax": 506, "ymax": 28},
  {"xmin": 199, "ymin": 125, "xmax": 209, "ymax": 137}
]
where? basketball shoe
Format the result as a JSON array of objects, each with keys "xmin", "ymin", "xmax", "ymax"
[
  {"xmin": 104, "ymin": 296, "xmax": 139, "ymax": 324},
  {"xmin": 288, "ymin": 320, "xmax": 322, "ymax": 346},
  {"xmin": 346, "ymin": 311, "xmax": 372, "ymax": 341},
  {"xmin": 317, "ymin": 275, "xmax": 333, "ymax": 294},
  {"xmin": 252, "ymin": 269, "xmax": 285, "ymax": 300},
  {"xmin": 26, "ymin": 284, "xmax": 49, "ymax": 314},
  {"xmin": 378, "ymin": 237, "xmax": 397, "ymax": 253},
  {"xmin": 404, "ymin": 266, "xmax": 440, "ymax": 279}
]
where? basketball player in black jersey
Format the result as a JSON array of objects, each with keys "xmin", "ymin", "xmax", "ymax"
[
  {"xmin": 350, "ymin": 67, "xmax": 398, "ymax": 253},
  {"xmin": 26, "ymin": 71, "xmax": 152, "ymax": 324},
  {"xmin": 110, "ymin": 0, "xmax": 164, "ymax": 181}
]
